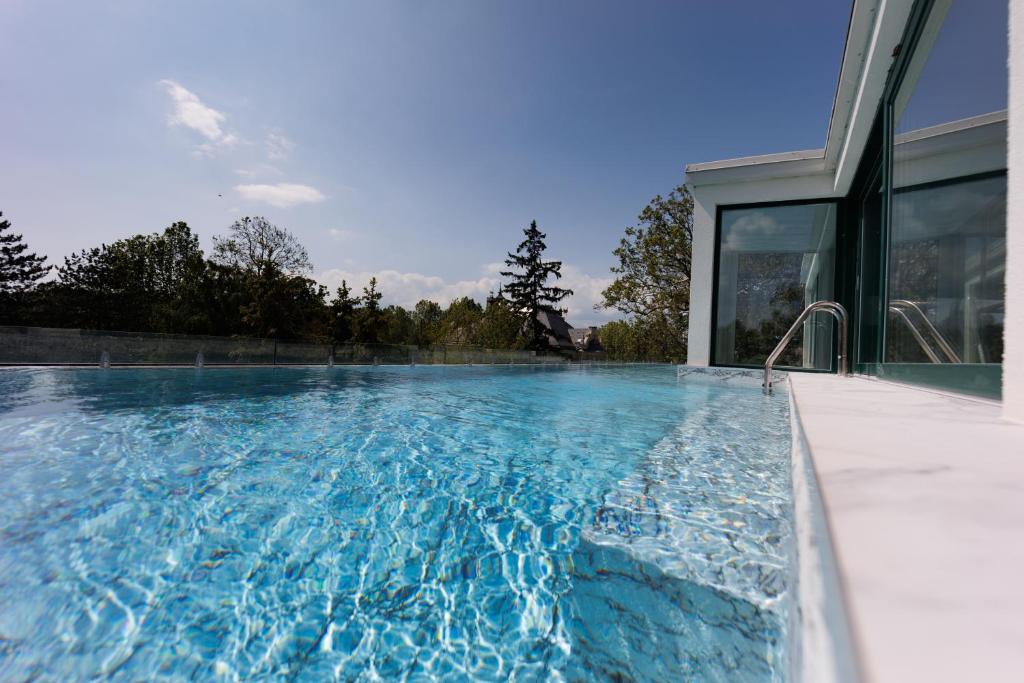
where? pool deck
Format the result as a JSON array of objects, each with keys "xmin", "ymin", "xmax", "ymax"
[{"xmin": 789, "ymin": 374, "xmax": 1024, "ymax": 683}]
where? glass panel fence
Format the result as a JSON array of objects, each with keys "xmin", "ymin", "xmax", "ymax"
[{"xmin": 0, "ymin": 326, "xmax": 554, "ymax": 366}]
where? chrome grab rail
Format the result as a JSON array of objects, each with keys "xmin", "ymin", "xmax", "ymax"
[
  {"xmin": 888, "ymin": 299, "xmax": 961, "ymax": 363},
  {"xmin": 763, "ymin": 301, "xmax": 849, "ymax": 395},
  {"xmin": 888, "ymin": 305, "xmax": 942, "ymax": 363}
]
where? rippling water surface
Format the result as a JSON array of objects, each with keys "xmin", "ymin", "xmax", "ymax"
[{"xmin": 0, "ymin": 365, "xmax": 793, "ymax": 681}]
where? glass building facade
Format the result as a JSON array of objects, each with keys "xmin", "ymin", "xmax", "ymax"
[{"xmin": 711, "ymin": 0, "xmax": 1008, "ymax": 397}]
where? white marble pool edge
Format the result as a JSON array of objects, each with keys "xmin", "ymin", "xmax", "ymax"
[
  {"xmin": 786, "ymin": 387, "xmax": 860, "ymax": 683},
  {"xmin": 679, "ymin": 366, "xmax": 1024, "ymax": 683}
]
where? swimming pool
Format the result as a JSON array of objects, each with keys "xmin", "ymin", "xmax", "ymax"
[{"xmin": 0, "ymin": 365, "xmax": 793, "ymax": 681}]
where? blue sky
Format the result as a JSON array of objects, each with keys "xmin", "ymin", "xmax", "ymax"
[{"xmin": 1, "ymin": 1, "xmax": 849, "ymax": 325}]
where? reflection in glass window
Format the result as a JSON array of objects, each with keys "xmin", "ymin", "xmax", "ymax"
[
  {"xmin": 714, "ymin": 203, "xmax": 836, "ymax": 368},
  {"xmin": 888, "ymin": 0, "xmax": 1007, "ymax": 366}
]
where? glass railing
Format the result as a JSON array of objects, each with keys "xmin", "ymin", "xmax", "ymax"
[{"xmin": 0, "ymin": 326, "xmax": 564, "ymax": 366}]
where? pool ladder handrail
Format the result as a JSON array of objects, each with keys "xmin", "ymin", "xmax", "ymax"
[
  {"xmin": 763, "ymin": 301, "xmax": 849, "ymax": 395},
  {"xmin": 887, "ymin": 299, "xmax": 961, "ymax": 363}
]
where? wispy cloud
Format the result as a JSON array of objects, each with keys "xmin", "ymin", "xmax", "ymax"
[
  {"xmin": 235, "ymin": 182, "xmax": 325, "ymax": 208},
  {"xmin": 318, "ymin": 267, "xmax": 498, "ymax": 306},
  {"xmin": 266, "ymin": 130, "xmax": 295, "ymax": 160},
  {"xmin": 159, "ymin": 80, "xmax": 238, "ymax": 154},
  {"xmin": 316, "ymin": 263, "xmax": 616, "ymax": 325},
  {"xmin": 328, "ymin": 228, "xmax": 354, "ymax": 241},
  {"xmin": 235, "ymin": 164, "xmax": 283, "ymax": 178}
]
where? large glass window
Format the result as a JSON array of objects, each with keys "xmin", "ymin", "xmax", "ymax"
[
  {"xmin": 714, "ymin": 202, "xmax": 837, "ymax": 368},
  {"xmin": 885, "ymin": 0, "xmax": 1007, "ymax": 392}
]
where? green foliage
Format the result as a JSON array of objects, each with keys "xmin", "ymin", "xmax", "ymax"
[
  {"xmin": 38, "ymin": 222, "xmax": 207, "ymax": 332},
  {"xmin": 599, "ymin": 182, "xmax": 693, "ymax": 361},
  {"xmin": 200, "ymin": 262, "xmax": 249, "ymax": 335},
  {"xmin": 597, "ymin": 317, "xmax": 684, "ymax": 363},
  {"xmin": 329, "ymin": 281, "xmax": 358, "ymax": 343},
  {"xmin": 352, "ymin": 277, "xmax": 387, "ymax": 343},
  {"xmin": 732, "ymin": 281, "xmax": 804, "ymax": 366},
  {"xmin": 411, "ymin": 300, "xmax": 443, "ymax": 346},
  {"xmin": 239, "ymin": 268, "xmax": 329, "ymax": 340},
  {"xmin": 433, "ymin": 296, "xmax": 483, "ymax": 345},
  {"xmin": 380, "ymin": 305, "xmax": 415, "ymax": 345},
  {"xmin": 5, "ymin": 205, "xmax": 690, "ymax": 362},
  {"xmin": 473, "ymin": 298, "xmax": 525, "ymax": 349},
  {"xmin": 500, "ymin": 220, "xmax": 573, "ymax": 352},
  {"xmin": 0, "ymin": 211, "xmax": 50, "ymax": 294},
  {"xmin": 0, "ymin": 212, "xmax": 51, "ymax": 325}
]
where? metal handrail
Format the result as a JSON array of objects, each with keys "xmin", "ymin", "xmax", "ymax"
[
  {"xmin": 888, "ymin": 306, "xmax": 942, "ymax": 363},
  {"xmin": 889, "ymin": 299, "xmax": 961, "ymax": 363},
  {"xmin": 763, "ymin": 301, "xmax": 849, "ymax": 394}
]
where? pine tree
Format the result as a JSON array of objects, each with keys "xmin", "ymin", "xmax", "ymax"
[
  {"xmin": 501, "ymin": 220, "xmax": 573, "ymax": 352},
  {"xmin": 329, "ymin": 280, "xmax": 358, "ymax": 343},
  {"xmin": 0, "ymin": 212, "xmax": 50, "ymax": 293},
  {"xmin": 353, "ymin": 277, "xmax": 386, "ymax": 343}
]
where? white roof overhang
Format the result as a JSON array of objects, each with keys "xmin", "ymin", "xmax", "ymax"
[{"xmin": 685, "ymin": 0, "xmax": 917, "ymax": 197}]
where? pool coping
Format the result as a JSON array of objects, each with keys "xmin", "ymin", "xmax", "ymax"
[
  {"xmin": 787, "ymin": 373, "xmax": 1024, "ymax": 683},
  {"xmin": 787, "ymin": 386, "xmax": 861, "ymax": 683}
]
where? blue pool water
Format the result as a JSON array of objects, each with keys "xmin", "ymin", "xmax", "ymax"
[{"xmin": 0, "ymin": 365, "xmax": 793, "ymax": 681}]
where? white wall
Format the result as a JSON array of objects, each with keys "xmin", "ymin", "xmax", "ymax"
[
  {"xmin": 686, "ymin": 174, "xmax": 836, "ymax": 366},
  {"xmin": 687, "ymin": 189, "xmax": 716, "ymax": 365},
  {"xmin": 1005, "ymin": 0, "xmax": 1024, "ymax": 422}
]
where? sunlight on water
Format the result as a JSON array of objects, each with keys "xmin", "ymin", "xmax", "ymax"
[{"xmin": 0, "ymin": 365, "xmax": 792, "ymax": 681}]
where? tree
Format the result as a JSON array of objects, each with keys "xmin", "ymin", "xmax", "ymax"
[
  {"xmin": 48, "ymin": 222, "xmax": 207, "ymax": 332},
  {"xmin": 434, "ymin": 296, "xmax": 483, "ymax": 345},
  {"xmin": 145, "ymin": 222, "xmax": 209, "ymax": 332},
  {"xmin": 501, "ymin": 220, "xmax": 573, "ymax": 352},
  {"xmin": 597, "ymin": 317, "xmax": 683, "ymax": 362},
  {"xmin": 210, "ymin": 217, "xmax": 325, "ymax": 339},
  {"xmin": 212, "ymin": 216, "xmax": 311, "ymax": 278},
  {"xmin": 381, "ymin": 305, "xmax": 415, "ymax": 345},
  {"xmin": 411, "ymin": 299, "xmax": 443, "ymax": 346},
  {"xmin": 200, "ymin": 261, "xmax": 249, "ymax": 336},
  {"xmin": 598, "ymin": 320, "xmax": 644, "ymax": 361},
  {"xmin": 474, "ymin": 297, "xmax": 523, "ymax": 349},
  {"xmin": 600, "ymin": 182, "xmax": 692, "ymax": 359},
  {"xmin": 238, "ymin": 269, "xmax": 328, "ymax": 339},
  {"xmin": 0, "ymin": 212, "xmax": 50, "ymax": 294},
  {"xmin": 329, "ymin": 280, "xmax": 358, "ymax": 343},
  {"xmin": 352, "ymin": 277, "xmax": 386, "ymax": 343}
]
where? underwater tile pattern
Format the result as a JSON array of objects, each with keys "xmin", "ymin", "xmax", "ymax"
[
  {"xmin": 582, "ymin": 383, "xmax": 793, "ymax": 680},
  {"xmin": 676, "ymin": 365, "xmax": 788, "ymax": 390},
  {"xmin": 0, "ymin": 365, "xmax": 793, "ymax": 681}
]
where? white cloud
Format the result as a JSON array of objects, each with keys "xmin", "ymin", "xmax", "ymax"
[
  {"xmin": 266, "ymin": 130, "xmax": 295, "ymax": 160},
  {"xmin": 723, "ymin": 212, "xmax": 784, "ymax": 251},
  {"xmin": 235, "ymin": 165, "xmax": 282, "ymax": 178},
  {"xmin": 159, "ymin": 80, "xmax": 238, "ymax": 154},
  {"xmin": 235, "ymin": 183, "xmax": 326, "ymax": 208},
  {"xmin": 557, "ymin": 264, "xmax": 615, "ymax": 326},
  {"xmin": 316, "ymin": 263, "xmax": 617, "ymax": 326},
  {"xmin": 317, "ymin": 268, "xmax": 497, "ymax": 306},
  {"xmin": 328, "ymin": 228, "xmax": 354, "ymax": 241}
]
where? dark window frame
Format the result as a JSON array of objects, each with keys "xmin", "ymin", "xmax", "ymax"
[
  {"xmin": 710, "ymin": 197, "xmax": 843, "ymax": 371},
  {"xmin": 841, "ymin": 105, "xmax": 884, "ymax": 372}
]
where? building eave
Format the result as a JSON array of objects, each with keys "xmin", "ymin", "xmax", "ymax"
[
  {"xmin": 685, "ymin": 150, "xmax": 826, "ymax": 188},
  {"xmin": 685, "ymin": 0, "xmax": 917, "ymax": 195}
]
